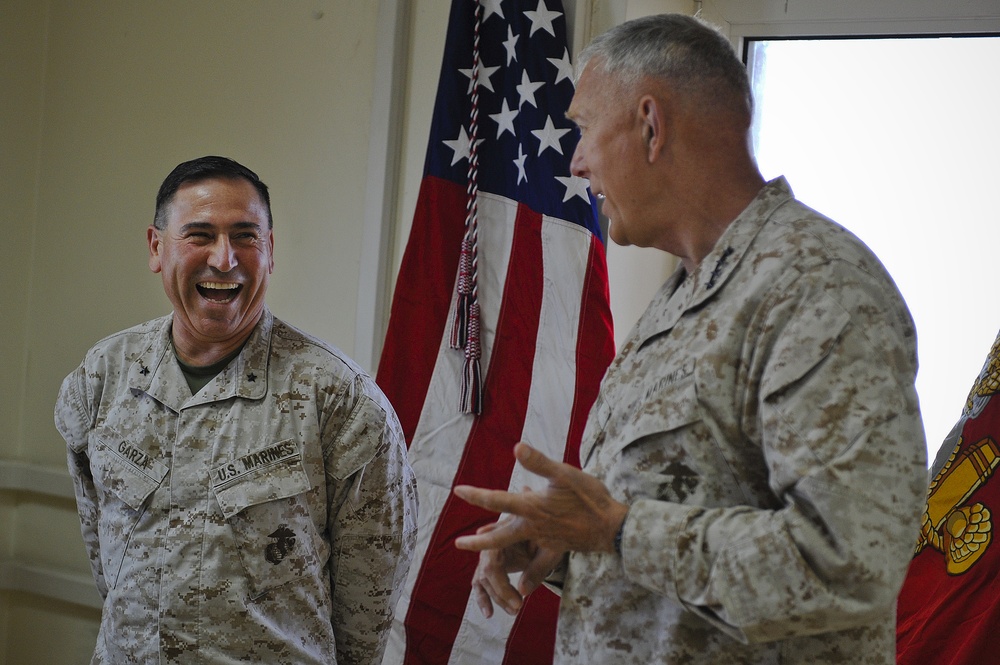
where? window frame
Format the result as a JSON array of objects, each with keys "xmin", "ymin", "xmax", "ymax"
[
  {"xmin": 699, "ymin": 0, "xmax": 1000, "ymax": 49},
  {"xmin": 702, "ymin": 0, "xmax": 1000, "ymax": 461}
]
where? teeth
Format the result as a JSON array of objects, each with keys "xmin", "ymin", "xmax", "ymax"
[{"xmin": 199, "ymin": 282, "xmax": 239, "ymax": 290}]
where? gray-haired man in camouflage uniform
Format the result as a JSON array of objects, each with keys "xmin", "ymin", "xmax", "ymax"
[
  {"xmin": 455, "ymin": 14, "xmax": 926, "ymax": 664},
  {"xmin": 55, "ymin": 156, "xmax": 417, "ymax": 664}
]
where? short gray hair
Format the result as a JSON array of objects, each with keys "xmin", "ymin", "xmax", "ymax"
[{"xmin": 577, "ymin": 13, "xmax": 752, "ymax": 113}]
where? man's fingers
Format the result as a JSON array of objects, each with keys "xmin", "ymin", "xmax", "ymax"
[
  {"xmin": 456, "ymin": 517, "xmax": 527, "ymax": 552},
  {"xmin": 474, "ymin": 552, "xmax": 524, "ymax": 616},
  {"xmin": 479, "ymin": 572, "xmax": 523, "ymax": 616},
  {"xmin": 475, "ymin": 521, "xmax": 500, "ymax": 535},
  {"xmin": 514, "ymin": 442, "xmax": 567, "ymax": 481},
  {"xmin": 518, "ymin": 547, "xmax": 564, "ymax": 597},
  {"xmin": 471, "ymin": 580, "xmax": 495, "ymax": 619},
  {"xmin": 454, "ymin": 485, "xmax": 520, "ymax": 514}
]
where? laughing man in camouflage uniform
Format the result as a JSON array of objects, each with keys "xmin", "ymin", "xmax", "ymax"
[
  {"xmin": 55, "ymin": 156, "xmax": 417, "ymax": 664},
  {"xmin": 455, "ymin": 14, "xmax": 927, "ymax": 664}
]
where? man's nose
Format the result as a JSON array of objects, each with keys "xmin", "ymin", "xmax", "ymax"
[{"xmin": 207, "ymin": 236, "xmax": 237, "ymax": 272}]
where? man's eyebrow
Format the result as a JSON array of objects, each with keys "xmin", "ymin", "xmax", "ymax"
[
  {"xmin": 230, "ymin": 221, "xmax": 263, "ymax": 231},
  {"xmin": 179, "ymin": 221, "xmax": 263, "ymax": 233}
]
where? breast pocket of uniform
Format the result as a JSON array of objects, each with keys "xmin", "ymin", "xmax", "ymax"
[
  {"xmin": 91, "ymin": 429, "xmax": 169, "ymax": 589},
  {"xmin": 212, "ymin": 440, "xmax": 321, "ymax": 599},
  {"xmin": 605, "ymin": 378, "xmax": 734, "ymax": 505}
]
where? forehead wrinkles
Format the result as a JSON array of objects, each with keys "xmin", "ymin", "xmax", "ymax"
[{"xmin": 168, "ymin": 180, "xmax": 267, "ymax": 227}]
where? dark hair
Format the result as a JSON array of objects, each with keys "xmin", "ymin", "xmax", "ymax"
[
  {"xmin": 153, "ymin": 156, "xmax": 272, "ymax": 229},
  {"xmin": 578, "ymin": 13, "xmax": 752, "ymax": 114}
]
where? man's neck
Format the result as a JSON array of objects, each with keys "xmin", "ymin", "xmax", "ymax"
[
  {"xmin": 672, "ymin": 167, "xmax": 766, "ymax": 274},
  {"xmin": 170, "ymin": 323, "xmax": 259, "ymax": 368}
]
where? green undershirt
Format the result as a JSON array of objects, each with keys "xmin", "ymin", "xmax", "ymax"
[{"xmin": 175, "ymin": 345, "xmax": 244, "ymax": 395}]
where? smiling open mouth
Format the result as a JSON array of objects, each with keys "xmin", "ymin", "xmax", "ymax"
[{"xmin": 197, "ymin": 281, "xmax": 242, "ymax": 302}]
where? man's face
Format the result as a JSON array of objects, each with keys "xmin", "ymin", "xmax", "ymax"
[
  {"xmin": 568, "ymin": 63, "xmax": 653, "ymax": 247},
  {"xmin": 148, "ymin": 177, "xmax": 273, "ymax": 357}
]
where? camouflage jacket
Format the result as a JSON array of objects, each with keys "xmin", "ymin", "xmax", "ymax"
[
  {"xmin": 556, "ymin": 178, "xmax": 927, "ymax": 664},
  {"xmin": 55, "ymin": 307, "xmax": 417, "ymax": 664}
]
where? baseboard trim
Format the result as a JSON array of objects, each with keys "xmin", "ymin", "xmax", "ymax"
[
  {"xmin": 0, "ymin": 459, "xmax": 100, "ymax": 609},
  {"xmin": 0, "ymin": 559, "xmax": 102, "ymax": 610},
  {"xmin": 0, "ymin": 459, "xmax": 75, "ymax": 500}
]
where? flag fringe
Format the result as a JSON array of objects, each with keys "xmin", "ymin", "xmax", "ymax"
[
  {"xmin": 460, "ymin": 301, "xmax": 483, "ymax": 414},
  {"xmin": 451, "ymin": 238, "xmax": 475, "ymax": 349}
]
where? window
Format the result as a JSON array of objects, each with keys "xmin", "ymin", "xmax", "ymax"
[{"xmin": 745, "ymin": 34, "xmax": 1000, "ymax": 462}]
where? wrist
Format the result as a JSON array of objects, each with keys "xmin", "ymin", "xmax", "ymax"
[{"xmin": 612, "ymin": 505, "xmax": 629, "ymax": 556}]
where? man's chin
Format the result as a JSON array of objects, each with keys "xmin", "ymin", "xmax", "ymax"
[
  {"xmin": 608, "ymin": 223, "xmax": 631, "ymax": 247},
  {"xmin": 184, "ymin": 311, "xmax": 244, "ymax": 338}
]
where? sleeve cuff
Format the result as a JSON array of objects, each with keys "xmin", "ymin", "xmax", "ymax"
[{"xmin": 620, "ymin": 498, "xmax": 699, "ymax": 603}]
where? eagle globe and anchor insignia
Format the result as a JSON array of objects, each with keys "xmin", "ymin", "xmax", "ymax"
[
  {"xmin": 265, "ymin": 525, "xmax": 297, "ymax": 565},
  {"xmin": 917, "ymin": 437, "xmax": 997, "ymax": 574},
  {"xmin": 914, "ymin": 337, "xmax": 1000, "ymax": 575}
]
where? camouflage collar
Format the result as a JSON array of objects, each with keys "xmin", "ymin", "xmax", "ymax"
[
  {"xmin": 128, "ymin": 308, "xmax": 273, "ymax": 411},
  {"xmin": 632, "ymin": 177, "xmax": 794, "ymax": 350}
]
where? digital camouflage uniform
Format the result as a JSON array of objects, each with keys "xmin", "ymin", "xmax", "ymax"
[
  {"xmin": 55, "ymin": 307, "xmax": 417, "ymax": 664},
  {"xmin": 557, "ymin": 178, "xmax": 927, "ymax": 664}
]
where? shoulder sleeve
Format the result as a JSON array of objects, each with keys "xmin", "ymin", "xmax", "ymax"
[
  {"xmin": 622, "ymin": 260, "xmax": 927, "ymax": 643},
  {"xmin": 54, "ymin": 361, "xmax": 108, "ymax": 598},
  {"xmin": 55, "ymin": 363, "xmax": 96, "ymax": 453},
  {"xmin": 324, "ymin": 375, "xmax": 418, "ymax": 665}
]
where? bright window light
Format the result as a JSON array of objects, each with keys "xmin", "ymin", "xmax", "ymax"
[{"xmin": 746, "ymin": 35, "xmax": 1000, "ymax": 464}]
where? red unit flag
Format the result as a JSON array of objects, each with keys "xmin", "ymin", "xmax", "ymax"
[{"xmin": 897, "ymin": 328, "xmax": 1000, "ymax": 664}]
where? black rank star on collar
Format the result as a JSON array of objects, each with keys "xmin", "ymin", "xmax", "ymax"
[
  {"xmin": 247, "ymin": 372, "xmax": 257, "ymax": 382},
  {"xmin": 707, "ymin": 247, "xmax": 735, "ymax": 289}
]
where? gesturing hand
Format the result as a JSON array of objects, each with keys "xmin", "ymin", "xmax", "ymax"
[
  {"xmin": 453, "ymin": 442, "xmax": 628, "ymax": 617},
  {"xmin": 465, "ymin": 518, "xmax": 565, "ymax": 617}
]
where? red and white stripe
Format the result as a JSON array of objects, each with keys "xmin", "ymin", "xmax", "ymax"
[{"xmin": 378, "ymin": 177, "xmax": 613, "ymax": 664}]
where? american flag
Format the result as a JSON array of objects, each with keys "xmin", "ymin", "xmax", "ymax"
[{"xmin": 376, "ymin": 0, "xmax": 614, "ymax": 663}]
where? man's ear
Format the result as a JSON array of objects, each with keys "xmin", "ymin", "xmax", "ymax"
[
  {"xmin": 267, "ymin": 228, "xmax": 275, "ymax": 273},
  {"xmin": 148, "ymin": 226, "xmax": 162, "ymax": 273},
  {"xmin": 638, "ymin": 94, "xmax": 665, "ymax": 162}
]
